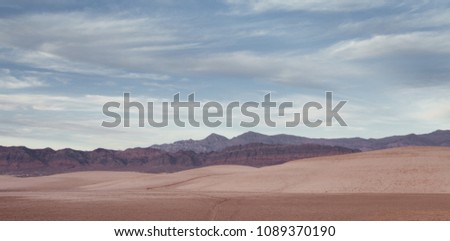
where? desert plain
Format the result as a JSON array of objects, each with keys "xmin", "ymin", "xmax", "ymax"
[{"xmin": 1, "ymin": 146, "xmax": 450, "ymax": 220}]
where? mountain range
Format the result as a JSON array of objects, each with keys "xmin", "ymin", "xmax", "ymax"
[
  {"xmin": 1, "ymin": 130, "xmax": 449, "ymax": 176},
  {"xmin": 0, "ymin": 143, "xmax": 357, "ymax": 176},
  {"xmin": 152, "ymin": 130, "xmax": 450, "ymax": 152}
]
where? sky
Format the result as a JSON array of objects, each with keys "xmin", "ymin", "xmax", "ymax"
[{"xmin": 0, "ymin": 0, "xmax": 449, "ymax": 150}]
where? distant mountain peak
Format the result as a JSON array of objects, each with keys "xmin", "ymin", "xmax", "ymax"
[
  {"xmin": 204, "ymin": 133, "xmax": 228, "ymax": 141},
  {"xmin": 432, "ymin": 129, "xmax": 450, "ymax": 134},
  {"xmin": 242, "ymin": 131, "xmax": 264, "ymax": 135}
]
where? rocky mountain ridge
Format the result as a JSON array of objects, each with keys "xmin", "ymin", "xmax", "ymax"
[
  {"xmin": 0, "ymin": 143, "xmax": 358, "ymax": 176},
  {"xmin": 152, "ymin": 130, "xmax": 450, "ymax": 153}
]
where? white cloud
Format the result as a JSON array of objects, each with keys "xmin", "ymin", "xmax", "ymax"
[
  {"xmin": 0, "ymin": 93, "xmax": 120, "ymax": 111},
  {"xmin": 339, "ymin": 9, "xmax": 450, "ymax": 34},
  {"xmin": 0, "ymin": 12, "xmax": 193, "ymax": 79},
  {"xmin": 226, "ymin": 0, "xmax": 389, "ymax": 13},
  {"xmin": 118, "ymin": 72, "xmax": 170, "ymax": 81},
  {"xmin": 325, "ymin": 31, "xmax": 450, "ymax": 60},
  {"xmin": 189, "ymin": 48, "xmax": 371, "ymax": 87},
  {"xmin": 2, "ymin": 8, "xmax": 448, "ymax": 89},
  {"xmin": 0, "ymin": 69, "xmax": 45, "ymax": 89},
  {"xmin": 0, "ymin": 93, "xmax": 172, "ymax": 112},
  {"xmin": 398, "ymin": 86, "xmax": 450, "ymax": 123}
]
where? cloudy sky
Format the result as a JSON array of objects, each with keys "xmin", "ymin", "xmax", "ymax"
[{"xmin": 1, "ymin": 0, "xmax": 449, "ymax": 150}]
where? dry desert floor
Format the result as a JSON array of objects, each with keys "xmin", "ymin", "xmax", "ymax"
[{"xmin": 1, "ymin": 146, "xmax": 450, "ymax": 220}]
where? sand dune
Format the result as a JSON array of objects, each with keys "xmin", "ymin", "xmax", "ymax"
[
  {"xmin": 170, "ymin": 146, "xmax": 450, "ymax": 193},
  {"xmin": 1, "ymin": 146, "xmax": 450, "ymax": 220}
]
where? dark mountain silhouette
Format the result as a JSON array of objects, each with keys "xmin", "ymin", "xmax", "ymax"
[{"xmin": 152, "ymin": 130, "xmax": 450, "ymax": 153}]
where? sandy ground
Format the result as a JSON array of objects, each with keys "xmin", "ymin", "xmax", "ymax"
[{"xmin": 1, "ymin": 146, "xmax": 450, "ymax": 220}]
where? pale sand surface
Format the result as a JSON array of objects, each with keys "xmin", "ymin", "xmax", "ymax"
[{"xmin": 1, "ymin": 146, "xmax": 450, "ymax": 220}]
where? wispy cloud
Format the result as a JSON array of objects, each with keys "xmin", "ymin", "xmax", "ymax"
[
  {"xmin": 338, "ymin": 8, "xmax": 450, "ymax": 34},
  {"xmin": 225, "ymin": 0, "xmax": 390, "ymax": 13},
  {"xmin": 0, "ymin": 69, "xmax": 45, "ymax": 89},
  {"xmin": 0, "ymin": 93, "xmax": 127, "ymax": 111},
  {"xmin": 0, "ymin": 12, "xmax": 193, "ymax": 79},
  {"xmin": 326, "ymin": 31, "xmax": 450, "ymax": 60},
  {"xmin": 190, "ymin": 51, "xmax": 368, "ymax": 87}
]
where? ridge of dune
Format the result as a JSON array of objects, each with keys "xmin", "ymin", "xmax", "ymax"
[
  {"xmin": 0, "ymin": 165, "xmax": 256, "ymax": 191},
  {"xmin": 79, "ymin": 165, "xmax": 256, "ymax": 191}
]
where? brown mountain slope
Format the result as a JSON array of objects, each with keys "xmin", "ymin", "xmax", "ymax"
[{"xmin": 0, "ymin": 143, "xmax": 358, "ymax": 176}]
